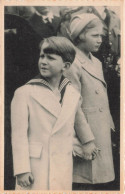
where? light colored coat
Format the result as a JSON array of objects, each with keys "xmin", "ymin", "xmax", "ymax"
[
  {"xmin": 64, "ymin": 50, "xmax": 115, "ymax": 184},
  {"xmin": 11, "ymin": 79, "xmax": 94, "ymax": 190}
]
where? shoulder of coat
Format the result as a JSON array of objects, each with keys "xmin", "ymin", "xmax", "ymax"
[
  {"xmin": 107, "ymin": 9, "xmax": 117, "ymax": 17},
  {"xmin": 91, "ymin": 54, "xmax": 102, "ymax": 65},
  {"xmin": 14, "ymin": 84, "xmax": 32, "ymax": 96},
  {"xmin": 67, "ymin": 83, "xmax": 80, "ymax": 97},
  {"xmin": 73, "ymin": 56, "xmax": 83, "ymax": 68},
  {"xmin": 107, "ymin": 8, "xmax": 120, "ymax": 22}
]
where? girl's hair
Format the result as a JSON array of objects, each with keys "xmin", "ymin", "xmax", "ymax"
[
  {"xmin": 74, "ymin": 18, "xmax": 103, "ymax": 45},
  {"xmin": 39, "ymin": 36, "xmax": 76, "ymax": 64}
]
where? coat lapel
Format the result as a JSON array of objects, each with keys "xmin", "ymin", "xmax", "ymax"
[
  {"xmin": 52, "ymin": 85, "xmax": 80, "ymax": 134},
  {"xmin": 76, "ymin": 50, "xmax": 106, "ymax": 86},
  {"xmin": 27, "ymin": 79, "xmax": 62, "ymax": 118},
  {"xmin": 27, "ymin": 78, "xmax": 80, "ymax": 133}
]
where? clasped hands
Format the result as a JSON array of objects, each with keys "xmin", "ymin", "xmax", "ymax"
[
  {"xmin": 17, "ymin": 142, "xmax": 100, "ymax": 187},
  {"xmin": 73, "ymin": 141, "xmax": 100, "ymax": 160}
]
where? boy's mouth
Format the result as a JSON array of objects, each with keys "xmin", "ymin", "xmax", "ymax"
[{"xmin": 41, "ymin": 67, "xmax": 48, "ymax": 70}]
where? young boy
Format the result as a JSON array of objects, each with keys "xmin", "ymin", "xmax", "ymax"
[{"xmin": 11, "ymin": 36, "xmax": 97, "ymax": 190}]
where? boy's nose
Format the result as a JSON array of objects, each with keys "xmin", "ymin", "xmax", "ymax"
[{"xmin": 39, "ymin": 58, "xmax": 47, "ymax": 65}]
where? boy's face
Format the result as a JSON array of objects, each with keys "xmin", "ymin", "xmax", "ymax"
[
  {"xmin": 79, "ymin": 26, "xmax": 103, "ymax": 53},
  {"xmin": 38, "ymin": 42, "xmax": 66, "ymax": 79}
]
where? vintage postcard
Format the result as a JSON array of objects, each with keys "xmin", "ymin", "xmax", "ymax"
[{"xmin": 0, "ymin": 0, "xmax": 124, "ymax": 194}]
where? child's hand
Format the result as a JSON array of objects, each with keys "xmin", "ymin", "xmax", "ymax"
[
  {"xmin": 82, "ymin": 141, "xmax": 98, "ymax": 160},
  {"xmin": 91, "ymin": 147, "xmax": 101, "ymax": 160},
  {"xmin": 17, "ymin": 172, "xmax": 34, "ymax": 187}
]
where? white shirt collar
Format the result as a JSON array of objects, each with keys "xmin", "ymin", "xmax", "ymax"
[{"xmin": 36, "ymin": 10, "xmax": 54, "ymax": 23}]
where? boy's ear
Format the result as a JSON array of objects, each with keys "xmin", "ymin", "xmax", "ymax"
[
  {"xmin": 63, "ymin": 62, "xmax": 71, "ymax": 71},
  {"xmin": 79, "ymin": 33, "xmax": 85, "ymax": 41}
]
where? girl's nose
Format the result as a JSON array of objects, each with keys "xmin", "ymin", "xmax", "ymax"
[{"xmin": 97, "ymin": 35, "xmax": 102, "ymax": 43}]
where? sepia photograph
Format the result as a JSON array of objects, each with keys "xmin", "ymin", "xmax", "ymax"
[{"xmin": 1, "ymin": 2, "xmax": 124, "ymax": 193}]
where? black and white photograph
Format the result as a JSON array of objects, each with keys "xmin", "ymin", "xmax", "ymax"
[{"xmin": 3, "ymin": 4, "xmax": 123, "ymax": 192}]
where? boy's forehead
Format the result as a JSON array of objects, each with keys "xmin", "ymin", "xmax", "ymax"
[{"xmin": 41, "ymin": 42, "xmax": 49, "ymax": 51}]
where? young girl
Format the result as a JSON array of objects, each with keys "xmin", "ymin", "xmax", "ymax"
[{"xmin": 64, "ymin": 13, "xmax": 115, "ymax": 190}]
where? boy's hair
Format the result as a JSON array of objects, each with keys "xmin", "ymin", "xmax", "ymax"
[{"xmin": 39, "ymin": 36, "xmax": 76, "ymax": 64}]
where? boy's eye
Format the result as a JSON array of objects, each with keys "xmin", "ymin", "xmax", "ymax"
[
  {"xmin": 47, "ymin": 55, "xmax": 55, "ymax": 60},
  {"xmin": 40, "ymin": 54, "xmax": 44, "ymax": 58}
]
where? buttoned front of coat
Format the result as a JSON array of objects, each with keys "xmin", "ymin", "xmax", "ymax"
[
  {"xmin": 64, "ymin": 50, "xmax": 115, "ymax": 184},
  {"xmin": 11, "ymin": 80, "xmax": 94, "ymax": 190}
]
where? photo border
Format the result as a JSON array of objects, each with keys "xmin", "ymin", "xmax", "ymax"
[{"xmin": 0, "ymin": 0, "xmax": 124, "ymax": 193}]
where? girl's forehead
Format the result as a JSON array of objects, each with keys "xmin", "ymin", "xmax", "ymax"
[{"xmin": 84, "ymin": 26, "xmax": 103, "ymax": 34}]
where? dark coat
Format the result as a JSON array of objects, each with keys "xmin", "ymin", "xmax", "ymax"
[{"xmin": 28, "ymin": 13, "xmax": 60, "ymax": 39}]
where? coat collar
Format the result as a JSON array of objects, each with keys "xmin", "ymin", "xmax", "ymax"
[
  {"xmin": 52, "ymin": 85, "xmax": 80, "ymax": 134},
  {"xmin": 27, "ymin": 74, "xmax": 70, "ymax": 93},
  {"xmin": 26, "ymin": 75, "xmax": 71, "ymax": 118},
  {"xmin": 27, "ymin": 76, "xmax": 80, "ymax": 134},
  {"xmin": 76, "ymin": 48, "xmax": 106, "ymax": 86}
]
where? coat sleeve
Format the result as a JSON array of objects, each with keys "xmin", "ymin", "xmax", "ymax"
[
  {"xmin": 74, "ymin": 99, "xmax": 95, "ymax": 144},
  {"xmin": 64, "ymin": 60, "xmax": 95, "ymax": 144},
  {"xmin": 64, "ymin": 59, "xmax": 82, "ymax": 93},
  {"xmin": 11, "ymin": 87, "xmax": 31, "ymax": 176}
]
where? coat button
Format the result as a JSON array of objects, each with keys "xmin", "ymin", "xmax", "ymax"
[
  {"xmin": 88, "ymin": 7, "xmax": 93, "ymax": 12},
  {"xmin": 68, "ymin": 133, "xmax": 71, "ymax": 137},
  {"xmin": 67, "ymin": 151, "xmax": 72, "ymax": 155},
  {"xmin": 52, "ymin": 178, "xmax": 56, "ymax": 182},
  {"xmin": 51, "ymin": 152, "xmax": 56, "ymax": 156},
  {"xmin": 109, "ymin": 42, "xmax": 112, "ymax": 46},
  {"xmin": 95, "ymin": 89, "xmax": 99, "ymax": 94},
  {"xmin": 99, "ymin": 107, "xmax": 103, "ymax": 112},
  {"xmin": 106, "ymin": 57, "xmax": 111, "ymax": 62}
]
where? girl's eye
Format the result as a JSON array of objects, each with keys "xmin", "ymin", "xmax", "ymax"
[
  {"xmin": 92, "ymin": 34, "xmax": 99, "ymax": 37},
  {"xmin": 92, "ymin": 34, "xmax": 103, "ymax": 38}
]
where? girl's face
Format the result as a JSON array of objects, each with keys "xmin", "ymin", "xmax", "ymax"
[{"xmin": 79, "ymin": 26, "xmax": 103, "ymax": 53}]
